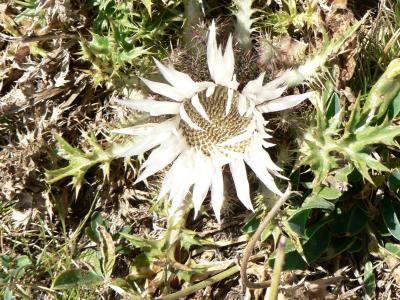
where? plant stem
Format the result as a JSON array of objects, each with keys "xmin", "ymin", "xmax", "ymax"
[
  {"xmin": 157, "ymin": 265, "xmax": 239, "ymax": 300},
  {"xmin": 269, "ymin": 236, "xmax": 286, "ymax": 300},
  {"xmin": 240, "ymin": 184, "xmax": 292, "ymax": 289}
]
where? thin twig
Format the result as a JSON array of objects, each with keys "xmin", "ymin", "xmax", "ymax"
[{"xmin": 240, "ymin": 184, "xmax": 292, "ymax": 289}]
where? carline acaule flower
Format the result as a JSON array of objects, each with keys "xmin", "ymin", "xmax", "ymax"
[{"xmin": 114, "ymin": 21, "xmax": 313, "ymax": 222}]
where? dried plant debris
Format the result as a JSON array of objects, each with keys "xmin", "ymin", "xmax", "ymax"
[{"xmin": 1, "ymin": 0, "xmax": 400, "ymax": 299}]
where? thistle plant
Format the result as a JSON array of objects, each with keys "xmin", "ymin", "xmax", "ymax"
[
  {"xmin": 46, "ymin": 18, "xmax": 365, "ymax": 220},
  {"xmin": 41, "ymin": 14, "xmax": 368, "ymax": 294},
  {"xmin": 298, "ymin": 58, "xmax": 400, "ymax": 186},
  {"xmin": 7, "ymin": 0, "xmax": 400, "ymax": 297}
]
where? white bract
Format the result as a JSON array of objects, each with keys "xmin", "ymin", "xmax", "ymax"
[{"xmin": 115, "ymin": 21, "xmax": 313, "ymax": 222}]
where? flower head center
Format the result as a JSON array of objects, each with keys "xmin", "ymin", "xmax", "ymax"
[{"xmin": 179, "ymin": 85, "xmax": 253, "ymax": 156}]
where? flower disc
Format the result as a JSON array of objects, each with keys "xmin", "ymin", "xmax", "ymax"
[{"xmin": 179, "ymin": 85, "xmax": 252, "ymax": 156}]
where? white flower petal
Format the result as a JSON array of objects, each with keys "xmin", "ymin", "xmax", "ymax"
[
  {"xmin": 206, "ymin": 21, "xmax": 238, "ymax": 89},
  {"xmin": 116, "ymin": 99, "xmax": 180, "ymax": 116},
  {"xmin": 245, "ymin": 157, "xmax": 283, "ymax": 196},
  {"xmin": 140, "ymin": 77, "xmax": 185, "ymax": 101},
  {"xmin": 262, "ymin": 141, "xmax": 275, "ymax": 148},
  {"xmin": 134, "ymin": 135, "xmax": 185, "ymax": 183},
  {"xmin": 230, "ymin": 159, "xmax": 254, "ymax": 211},
  {"xmin": 245, "ymin": 101, "xmax": 255, "ymax": 117},
  {"xmin": 211, "ymin": 167, "xmax": 224, "ymax": 223},
  {"xmin": 153, "ymin": 58, "xmax": 198, "ymax": 99},
  {"xmin": 191, "ymin": 94, "xmax": 210, "ymax": 122},
  {"xmin": 210, "ymin": 148, "xmax": 232, "ymax": 167},
  {"xmin": 269, "ymin": 169, "xmax": 289, "ymax": 180},
  {"xmin": 192, "ymin": 153, "xmax": 215, "ymax": 218},
  {"xmin": 168, "ymin": 151, "xmax": 197, "ymax": 213},
  {"xmin": 180, "ymin": 104, "xmax": 203, "ymax": 130},
  {"xmin": 255, "ymin": 86, "xmax": 287, "ymax": 104},
  {"xmin": 112, "ymin": 119, "xmax": 177, "ymax": 136},
  {"xmin": 170, "ymin": 178, "xmax": 194, "ymax": 214},
  {"xmin": 115, "ymin": 131, "xmax": 171, "ymax": 158},
  {"xmin": 206, "ymin": 85, "xmax": 215, "ymax": 97},
  {"xmin": 257, "ymin": 92, "xmax": 314, "ymax": 113},
  {"xmin": 242, "ymin": 72, "xmax": 265, "ymax": 98},
  {"xmin": 207, "ymin": 20, "xmax": 218, "ymax": 83},
  {"xmin": 245, "ymin": 141, "xmax": 283, "ymax": 195},
  {"xmin": 238, "ymin": 94, "xmax": 248, "ymax": 116},
  {"xmin": 249, "ymin": 138, "xmax": 282, "ymax": 171},
  {"xmin": 222, "ymin": 34, "xmax": 235, "ymax": 85},
  {"xmin": 159, "ymin": 150, "xmax": 194, "ymax": 204},
  {"xmin": 225, "ymin": 88, "xmax": 234, "ymax": 115},
  {"xmin": 196, "ymin": 81, "xmax": 215, "ymax": 92},
  {"xmin": 262, "ymin": 72, "xmax": 288, "ymax": 90}
]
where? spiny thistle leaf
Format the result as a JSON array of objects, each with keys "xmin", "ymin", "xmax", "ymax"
[
  {"xmin": 299, "ymin": 58, "xmax": 400, "ymax": 185},
  {"xmin": 349, "ymin": 121, "xmax": 400, "ymax": 151},
  {"xmin": 46, "ymin": 134, "xmax": 135, "ymax": 194}
]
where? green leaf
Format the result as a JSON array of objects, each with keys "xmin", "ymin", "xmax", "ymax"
[
  {"xmin": 0, "ymin": 255, "xmax": 11, "ymax": 268},
  {"xmin": 109, "ymin": 278, "xmax": 141, "ymax": 298},
  {"xmin": 322, "ymin": 237, "xmax": 356, "ymax": 260},
  {"xmin": 388, "ymin": 169, "xmax": 400, "ymax": 193},
  {"xmin": 288, "ymin": 209, "xmax": 311, "ymax": 237},
  {"xmin": 4, "ymin": 288, "xmax": 13, "ymax": 300},
  {"xmin": 260, "ymin": 225, "xmax": 281, "ymax": 246},
  {"xmin": 318, "ymin": 187, "xmax": 342, "ymax": 200},
  {"xmin": 176, "ymin": 265, "xmax": 207, "ymax": 282},
  {"xmin": 346, "ymin": 201, "xmax": 368, "ymax": 235},
  {"xmin": 328, "ymin": 201, "xmax": 368, "ymax": 236},
  {"xmin": 97, "ymin": 225, "xmax": 116, "ymax": 279},
  {"xmin": 46, "ymin": 133, "xmax": 115, "ymax": 192},
  {"xmin": 388, "ymin": 92, "xmax": 400, "ymax": 119},
  {"xmin": 86, "ymin": 212, "xmax": 108, "ymax": 243},
  {"xmin": 16, "ymin": 255, "xmax": 30, "ymax": 268},
  {"xmin": 348, "ymin": 239, "xmax": 362, "ymax": 253},
  {"xmin": 79, "ymin": 249, "xmax": 103, "ymax": 276},
  {"xmin": 268, "ymin": 239, "xmax": 307, "ymax": 271},
  {"xmin": 301, "ymin": 195, "xmax": 335, "ymax": 211},
  {"xmin": 52, "ymin": 269, "xmax": 103, "ymax": 289},
  {"xmin": 326, "ymin": 91, "xmax": 340, "ymax": 120},
  {"xmin": 381, "ymin": 195, "xmax": 400, "ymax": 241},
  {"xmin": 363, "ymin": 261, "xmax": 376, "ymax": 298},
  {"xmin": 300, "ymin": 139, "xmax": 338, "ymax": 184},
  {"xmin": 242, "ymin": 217, "xmax": 260, "ymax": 233},
  {"xmin": 385, "ymin": 243, "xmax": 400, "ymax": 259},
  {"xmin": 180, "ymin": 229, "xmax": 212, "ymax": 251},
  {"xmin": 260, "ymin": 223, "xmax": 274, "ymax": 242},
  {"xmin": 303, "ymin": 226, "xmax": 331, "ymax": 263},
  {"xmin": 119, "ymin": 47, "xmax": 149, "ymax": 62},
  {"xmin": 351, "ymin": 122, "xmax": 400, "ymax": 151},
  {"xmin": 119, "ymin": 232, "xmax": 162, "ymax": 251}
]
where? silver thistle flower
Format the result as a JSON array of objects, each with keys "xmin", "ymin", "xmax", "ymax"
[{"xmin": 114, "ymin": 21, "xmax": 313, "ymax": 221}]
